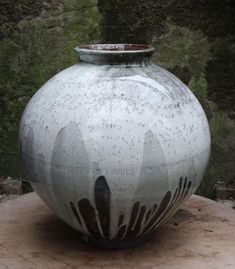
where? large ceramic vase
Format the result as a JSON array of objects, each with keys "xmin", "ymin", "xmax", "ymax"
[{"xmin": 19, "ymin": 44, "xmax": 211, "ymax": 248}]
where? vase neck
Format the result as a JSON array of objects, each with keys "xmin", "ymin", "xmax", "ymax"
[{"xmin": 75, "ymin": 44, "xmax": 154, "ymax": 65}]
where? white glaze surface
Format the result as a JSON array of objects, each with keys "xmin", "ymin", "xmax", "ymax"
[{"xmin": 19, "ymin": 60, "xmax": 211, "ymax": 240}]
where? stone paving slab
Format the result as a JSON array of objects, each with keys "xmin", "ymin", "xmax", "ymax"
[{"xmin": 0, "ymin": 193, "xmax": 235, "ymax": 269}]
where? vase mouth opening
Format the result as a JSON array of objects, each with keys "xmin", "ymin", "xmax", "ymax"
[{"xmin": 75, "ymin": 44, "xmax": 154, "ymax": 65}]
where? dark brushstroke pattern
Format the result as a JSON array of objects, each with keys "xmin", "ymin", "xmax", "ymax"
[
  {"xmin": 116, "ymin": 225, "xmax": 126, "ymax": 239},
  {"xmin": 147, "ymin": 177, "xmax": 192, "ymax": 233},
  {"xmin": 118, "ymin": 214, "xmax": 125, "ymax": 227},
  {"xmin": 126, "ymin": 201, "xmax": 140, "ymax": 235},
  {"xmin": 132, "ymin": 205, "xmax": 146, "ymax": 236},
  {"xmin": 78, "ymin": 198, "xmax": 100, "ymax": 236},
  {"xmin": 94, "ymin": 176, "xmax": 111, "ymax": 238},
  {"xmin": 162, "ymin": 178, "xmax": 192, "ymax": 221},
  {"xmin": 144, "ymin": 203, "xmax": 157, "ymax": 225},
  {"xmin": 143, "ymin": 191, "xmax": 172, "ymax": 233},
  {"xmin": 145, "ymin": 208, "xmax": 152, "ymax": 224},
  {"xmin": 69, "ymin": 176, "xmax": 192, "ymax": 240}
]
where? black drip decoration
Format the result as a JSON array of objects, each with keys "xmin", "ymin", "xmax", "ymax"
[
  {"xmin": 69, "ymin": 176, "xmax": 192, "ymax": 240},
  {"xmin": 94, "ymin": 176, "xmax": 111, "ymax": 238}
]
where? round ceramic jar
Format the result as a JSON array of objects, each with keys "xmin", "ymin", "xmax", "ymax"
[{"xmin": 19, "ymin": 44, "xmax": 211, "ymax": 248}]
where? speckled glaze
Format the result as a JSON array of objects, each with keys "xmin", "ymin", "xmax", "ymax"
[{"xmin": 19, "ymin": 44, "xmax": 211, "ymax": 248}]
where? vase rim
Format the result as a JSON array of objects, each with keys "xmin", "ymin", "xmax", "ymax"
[
  {"xmin": 75, "ymin": 44, "xmax": 154, "ymax": 65},
  {"xmin": 75, "ymin": 44, "xmax": 154, "ymax": 54}
]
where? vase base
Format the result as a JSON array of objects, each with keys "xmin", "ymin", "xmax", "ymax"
[{"xmin": 81, "ymin": 233, "xmax": 151, "ymax": 249}]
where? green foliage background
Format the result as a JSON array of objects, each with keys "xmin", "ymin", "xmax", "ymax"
[
  {"xmin": 1, "ymin": 0, "xmax": 235, "ymax": 198},
  {"xmin": 98, "ymin": 0, "xmax": 235, "ymax": 198},
  {"xmin": 0, "ymin": 0, "xmax": 100, "ymax": 176}
]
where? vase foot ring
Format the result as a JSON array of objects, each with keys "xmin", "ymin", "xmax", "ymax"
[{"xmin": 81, "ymin": 233, "xmax": 151, "ymax": 249}]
